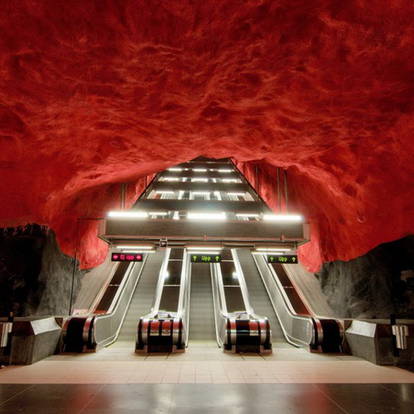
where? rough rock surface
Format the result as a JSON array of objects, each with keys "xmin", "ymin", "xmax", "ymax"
[
  {"xmin": 0, "ymin": 225, "xmax": 84, "ymax": 316},
  {"xmin": 0, "ymin": 1, "xmax": 414, "ymax": 271},
  {"xmin": 316, "ymin": 236, "xmax": 414, "ymax": 318}
]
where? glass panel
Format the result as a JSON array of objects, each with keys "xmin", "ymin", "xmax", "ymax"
[
  {"xmin": 220, "ymin": 262, "xmax": 239, "ymax": 286},
  {"xmin": 164, "ymin": 261, "xmax": 182, "ymax": 285},
  {"xmin": 224, "ymin": 287, "xmax": 245, "ymax": 312}
]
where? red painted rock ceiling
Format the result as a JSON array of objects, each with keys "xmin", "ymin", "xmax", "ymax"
[{"xmin": 0, "ymin": 0, "xmax": 413, "ymax": 272}]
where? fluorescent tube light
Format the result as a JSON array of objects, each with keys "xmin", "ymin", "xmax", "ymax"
[
  {"xmin": 108, "ymin": 211, "xmax": 148, "ymax": 218},
  {"xmin": 156, "ymin": 190, "xmax": 174, "ymax": 195},
  {"xmin": 192, "ymin": 191, "xmax": 210, "ymax": 196},
  {"xmin": 187, "ymin": 212, "xmax": 226, "ymax": 221},
  {"xmin": 256, "ymin": 247, "xmax": 292, "ymax": 252},
  {"xmin": 189, "ymin": 251, "xmax": 220, "ymax": 255},
  {"xmin": 236, "ymin": 213, "xmax": 260, "ymax": 218},
  {"xmin": 193, "ymin": 168, "xmax": 207, "ymax": 172},
  {"xmin": 218, "ymin": 169, "xmax": 233, "ymax": 173},
  {"xmin": 187, "ymin": 246, "xmax": 222, "ymax": 251},
  {"xmin": 148, "ymin": 211, "xmax": 168, "ymax": 216},
  {"xmin": 162, "ymin": 177, "xmax": 180, "ymax": 182},
  {"xmin": 227, "ymin": 192, "xmax": 246, "ymax": 197},
  {"xmin": 262, "ymin": 214, "xmax": 303, "ymax": 222},
  {"xmin": 222, "ymin": 178, "xmax": 239, "ymax": 183},
  {"xmin": 191, "ymin": 178, "xmax": 208, "ymax": 182},
  {"xmin": 116, "ymin": 245, "xmax": 154, "ymax": 250},
  {"xmin": 168, "ymin": 167, "xmax": 182, "ymax": 171}
]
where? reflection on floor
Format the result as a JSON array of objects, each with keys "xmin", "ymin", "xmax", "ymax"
[
  {"xmin": 1, "ymin": 341, "xmax": 414, "ymax": 384},
  {"xmin": 0, "ymin": 383, "xmax": 413, "ymax": 413}
]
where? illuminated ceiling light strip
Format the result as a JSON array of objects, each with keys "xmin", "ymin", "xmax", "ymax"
[
  {"xmin": 162, "ymin": 177, "xmax": 180, "ymax": 182},
  {"xmin": 156, "ymin": 190, "xmax": 175, "ymax": 195},
  {"xmin": 119, "ymin": 249, "xmax": 155, "ymax": 254},
  {"xmin": 222, "ymin": 178, "xmax": 240, "ymax": 183},
  {"xmin": 116, "ymin": 245, "xmax": 154, "ymax": 250},
  {"xmin": 251, "ymin": 251, "xmax": 284, "ymax": 256},
  {"xmin": 108, "ymin": 211, "xmax": 148, "ymax": 218},
  {"xmin": 192, "ymin": 168, "xmax": 207, "ymax": 172},
  {"xmin": 192, "ymin": 191, "xmax": 211, "ymax": 196},
  {"xmin": 262, "ymin": 214, "xmax": 303, "ymax": 222},
  {"xmin": 256, "ymin": 247, "xmax": 293, "ymax": 252},
  {"xmin": 187, "ymin": 211, "xmax": 226, "ymax": 221},
  {"xmin": 148, "ymin": 211, "xmax": 168, "ymax": 216},
  {"xmin": 187, "ymin": 246, "xmax": 222, "ymax": 251},
  {"xmin": 168, "ymin": 167, "xmax": 182, "ymax": 171},
  {"xmin": 218, "ymin": 169, "xmax": 233, "ymax": 173},
  {"xmin": 191, "ymin": 178, "xmax": 208, "ymax": 182},
  {"xmin": 188, "ymin": 251, "xmax": 220, "ymax": 255},
  {"xmin": 236, "ymin": 213, "xmax": 260, "ymax": 218},
  {"xmin": 227, "ymin": 192, "xmax": 246, "ymax": 197}
]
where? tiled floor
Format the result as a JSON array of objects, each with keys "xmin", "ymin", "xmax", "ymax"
[
  {"xmin": 1, "ymin": 341, "xmax": 414, "ymax": 384},
  {"xmin": 0, "ymin": 383, "xmax": 413, "ymax": 413}
]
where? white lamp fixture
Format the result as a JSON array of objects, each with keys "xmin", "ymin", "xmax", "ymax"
[
  {"xmin": 193, "ymin": 168, "xmax": 207, "ymax": 172},
  {"xmin": 156, "ymin": 190, "xmax": 175, "ymax": 195},
  {"xmin": 262, "ymin": 214, "xmax": 303, "ymax": 222},
  {"xmin": 222, "ymin": 178, "xmax": 239, "ymax": 183},
  {"xmin": 218, "ymin": 169, "xmax": 233, "ymax": 173},
  {"xmin": 255, "ymin": 247, "xmax": 293, "ymax": 252},
  {"xmin": 148, "ymin": 211, "xmax": 168, "ymax": 217},
  {"xmin": 187, "ymin": 211, "xmax": 226, "ymax": 221},
  {"xmin": 236, "ymin": 213, "xmax": 260, "ymax": 218},
  {"xmin": 116, "ymin": 245, "xmax": 154, "ymax": 250},
  {"xmin": 168, "ymin": 167, "xmax": 182, "ymax": 172},
  {"xmin": 187, "ymin": 246, "xmax": 222, "ymax": 251},
  {"xmin": 107, "ymin": 211, "xmax": 148, "ymax": 219},
  {"xmin": 163, "ymin": 177, "xmax": 180, "ymax": 182},
  {"xmin": 191, "ymin": 177, "xmax": 209, "ymax": 182},
  {"xmin": 227, "ymin": 192, "xmax": 246, "ymax": 197}
]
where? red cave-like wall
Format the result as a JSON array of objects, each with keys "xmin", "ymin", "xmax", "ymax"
[{"xmin": 0, "ymin": 0, "xmax": 413, "ymax": 272}]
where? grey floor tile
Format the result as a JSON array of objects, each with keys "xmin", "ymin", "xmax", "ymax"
[
  {"xmin": 0, "ymin": 384, "xmax": 102, "ymax": 414},
  {"xmin": 316, "ymin": 383, "xmax": 414, "ymax": 414}
]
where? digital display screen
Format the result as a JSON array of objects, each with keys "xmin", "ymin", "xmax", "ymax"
[
  {"xmin": 268, "ymin": 255, "xmax": 298, "ymax": 264},
  {"xmin": 190, "ymin": 254, "xmax": 222, "ymax": 263},
  {"xmin": 112, "ymin": 253, "xmax": 143, "ymax": 262}
]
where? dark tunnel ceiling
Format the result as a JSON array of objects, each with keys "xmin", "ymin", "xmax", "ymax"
[{"xmin": 0, "ymin": 0, "xmax": 413, "ymax": 271}]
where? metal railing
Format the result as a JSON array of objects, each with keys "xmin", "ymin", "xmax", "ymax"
[{"xmin": 252, "ymin": 254, "xmax": 316, "ymax": 347}]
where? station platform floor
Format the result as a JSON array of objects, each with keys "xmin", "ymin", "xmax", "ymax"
[{"xmin": 1, "ymin": 342, "xmax": 414, "ymax": 413}]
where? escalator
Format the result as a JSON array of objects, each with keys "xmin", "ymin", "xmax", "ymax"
[
  {"xmin": 236, "ymin": 248, "xmax": 286, "ymax": 344},
  {"xmin": 189, "ymin": 263, "xmax": 216, "ymax": 342},
  {"xmin": 116, "ymin": 251, "xmax": 165, "ymax": 342}
]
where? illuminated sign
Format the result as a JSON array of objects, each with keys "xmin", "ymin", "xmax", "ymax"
[
  {"xmin": 268, "ymin": 255, "xmax": 298, "ymax": 264},
  {"xmin": 191, "ymin": 254, "xmax": 222, "ymax": 263},
  {"xmin": 112, "ymin": 253, "xmax": 143, "ymax": 262}
]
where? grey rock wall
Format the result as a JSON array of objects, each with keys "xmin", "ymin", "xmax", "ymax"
[
  {"xmin": 0, "ymin": 225, "xmax": 84, "ymax": 316},
  {"xmin": 316, "ymin": 236, "xmax": 414, "ymax": 319}
]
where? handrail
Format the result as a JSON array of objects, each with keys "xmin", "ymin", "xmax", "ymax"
[
  {"xmin": 231, "ymin": 249, "xmax": 254, "ymax": 315},
  {"xmin": 252, "ymin": 253, "xmax": 313, "ymax": 347},
  {"xmin": 179, "ymin": 250, "xmax": 191, "ymax": 347},
  {"xmin": 92, "ymin": 254, "xmax": 149, "ymax": 348},
  {"xmin": 147, "ymin": 248, "xmax": 171, "ymax": 317}
]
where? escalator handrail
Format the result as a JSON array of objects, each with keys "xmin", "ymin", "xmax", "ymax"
[
  {"xmin": 146, "ymin": 248, "xmax": 171, "ymax": 318},
  {"xmin": 253, "ymin": 253, "xmax": 312, "ymax": 347},
  {"xmin": 231, "ymin": 248, "xmax": 255, "ymax": 317},
  {"xmin": 92, "ymin": 254, "xmax": 148, "ymax": 347},
  {"xmin": 211, "ymin": 262, "xmax": 228, "ymax": 347},
  {"xmin": 178, "ymin": 250, "xmax": 191, "ymax": 346}
]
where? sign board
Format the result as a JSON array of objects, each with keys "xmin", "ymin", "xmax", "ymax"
[
  {"xmin": 190, "ymin": 254, "xmax": 222, "ymax": 263},
  {"xmin": 267, "ymin": 255, "xmax": 298, "ymax": 264},
  {"xmin": 112, "ymin": 253, "xmax": 143, "ymax": 262}
]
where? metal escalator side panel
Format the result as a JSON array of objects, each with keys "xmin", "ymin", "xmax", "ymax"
[
  {"xmin": 91, "ymin": 253, "xmax": 150, "ymax": 348},
  {"xmin": 150, "ymin": 248, "xmax": 172, "ymax": 316},
  {"xmin": 252, "ymin": 253, "xmax": 313, "ymax": 347},
  {"xmin": 230, "ymin": 249, "xmax": 253, "ymax": 315}
]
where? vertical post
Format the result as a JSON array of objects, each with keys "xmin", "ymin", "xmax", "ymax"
[
  {"xmin": 120, "ymin": 183, "xmax": 127, "ymax": 209},
  {"xmin": 255, "ymin": 164, "xmax": 259, "ymax": 192},
  {"xmin": 69, "ymin": 219, "xmax": 80, "ymax": 316},
  {"xmin": 276, "ymin": 168, "xmax": 281, "ymax": 212},
  {"xmin": 283, "ymin": 169, "xmax": 289, "ymax": 212}
]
